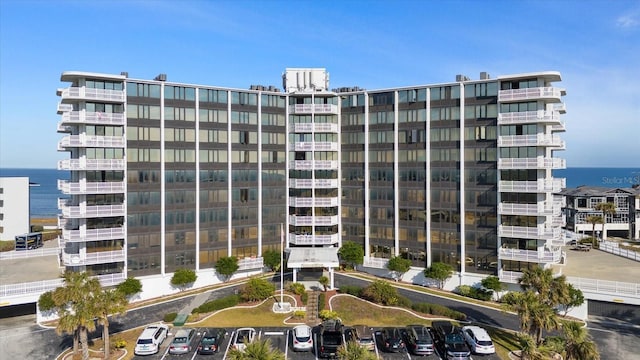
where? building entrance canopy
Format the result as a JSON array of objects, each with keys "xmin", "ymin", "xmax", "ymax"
[{"xmin": 287, "ymin": 247, "xmax": 339, "ymax": 268}]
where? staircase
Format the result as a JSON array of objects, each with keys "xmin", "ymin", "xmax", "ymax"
[{"xmin": 305, "ymin": 291, "xmax": 320, "ymax": 325}]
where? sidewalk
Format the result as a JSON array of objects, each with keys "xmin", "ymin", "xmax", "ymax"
[{"xmin": 174, "ymin": 291, "xmax": 211, "ymax": 325}]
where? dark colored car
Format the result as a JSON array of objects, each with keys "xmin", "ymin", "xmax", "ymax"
[
  {"xmin": 378, "ymin": 327, "xmax": 405, "ymax": 353},
  {"xmin": 197, "ymin": 328, "xmax": 226, "ymax": 355},
  {"xmin": 403, "ymin": 325, "xmax": 434, "ymax": 356},
  {"xmin": 318, "ymin": 319, "xmax": 344, "ymax": 358},
  {"xmin": 431, "ymin": 321, "xmax": 471, "ymax": 360}
]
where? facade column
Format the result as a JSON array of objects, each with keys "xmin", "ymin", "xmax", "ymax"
[
  {"xmin": 293, "ymin": 268, "xmax": 297, "ymax": 283},
  {"xmin": 329, "ymin": 267, "xmax": 334, "ymax": 289}
]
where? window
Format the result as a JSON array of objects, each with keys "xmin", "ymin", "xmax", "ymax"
[
  {"xmin": 199, "ymin": 89, "xmax": 227, "ymax": 103},
  {"xmin": 127, "ymin": 82, "xmax": 160, "ymax": 98},
  {"xmin": 165, "ymin": 86, "xmax": 195, "ymax": 101}
]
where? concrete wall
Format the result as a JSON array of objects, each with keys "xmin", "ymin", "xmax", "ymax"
[{"xmin": 0, "ymin": 177, "xmax": 30, "ymax": 240}]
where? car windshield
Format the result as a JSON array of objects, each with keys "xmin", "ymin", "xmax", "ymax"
[
  {"xmin": 173, "ymin": 337, "xmax": 187, "ymax": 344},
  {"xmin": 236, "ymin": 332, "xmax": 252, "ymax": 343},
  {"xmin": 478, "ymin": 340, "xmax": 493, "ymax": 346},
  {"xmin": 445, "ymin": 334, "xmax": 465, "ymax": 344},
  {"xmin": 202, "ymin": 337, "xmax": 216, "ymax": 344},
  {"xmin": 137, "ymin": 339, "xmax": 153, "ymax": 345}
]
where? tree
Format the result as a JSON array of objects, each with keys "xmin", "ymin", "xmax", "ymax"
[
  {"xmin": 216, "ymin": 256, "xmax": 240, "ymax": 282},
  {"xmin": 386, "ymin": 256, "xmax": 412, "ymax": 282},
  {"xmin": 517, "ymin": 333, "xmax": 545, "ymax": 360},
  {"xmin": 338, "ymin": 241, "xmax": 364, "ymax": 269},
  {"xmin": 171, "ymin": 268, "xmax": 197, "ymax": 291},
  {"xmin": 319, "ymin": 275, "xmax": 329, "ymax": 291},
  {"xmin": 227, "ymin": 337, "xmax": 285, "ymax": 360},
  {"xmin": 561, "ymin": 320, "xmax": 600, "ymax": 360},
  {"xmin": 481, "ymin": 275, "xmax": 504, "ymax": 300},
  {"xmin": 38, "ymin": 290, "xmax": 56, "ymax": 311},
  {"xmin": 586, "ymin": 215, "xmax": 603, "ymax": 239},
  {"xmin": 93, "ymin": 288, "xmax": 128, "ymax": 359},
  {"xmin": 262, "ymin": 249, "xmax": 281, "ymax": 272},
  {"xmin": 361, "ymin": 280, "xmax": 400, "ymax": 306},
  {"xmin": 241, "ymin": 278, "xmax": 275, "ymax": 302},
  {"xmin": 423, "ymin": 262, "xmax": 453, "ymax": 289},
  {"xmin": 337, "ymin": 340, "xmax": 378, "ymax": 360},
  {"xmin": 595, "ymin": 202, "xmax": 616, "ymax": 239},
  {"xmin": 116, "ymin": 277, "xmax": 142, "ymax": 297},
  {"xmin": 562, "ymin": 284, "xmax": 585, "ymax": 317}
]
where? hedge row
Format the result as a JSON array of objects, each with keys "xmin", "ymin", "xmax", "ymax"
[
  {"xmin": 318, "ymin": 292, "xmax": 326, "ymax": 312},
  {"xmin": 192, "ymin": 294, "xmax": 241, "ymax": 314},
  {"xmin": 337, "ymin": 285, "xmax": 363, "ymax": 297},
  {"xmin": 411, "ymin": 302, "xmax": 467, "ymax": 320},
  {"xmin": 454, "ymin": 285, "xmax": 493, "ymax": 301}
]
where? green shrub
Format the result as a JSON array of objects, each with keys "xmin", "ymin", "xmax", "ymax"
[
  {"xmin": 0, "ymin": 240, "xmax": 15, "ymax": 252},
  {"xmin": 38, "ymin": 291, "xmax": 56, "ymax": 311},
  {"xmin": 31, "ymin": 225, "xmax": 44, "ymax": 232},
  {"xmin": 411, "ymin": 302, "xmax": 467, "ymax": 321},
  {"xmin": 288, "ymin": 282, "xmax": 306, "ymax": 296},
  {"xmin": 396, "ymin": 295, "xmax": 412, "ymax": 308},
  {"xmin": 318, "ymin": 292, "xmax": 326, "ymax": 311},
  {"xmin": 164, "ymin": 312, "xmax": 178, "ymax": 322},
  {"xmin": 113, "ymin": 339, "xmax": 127, "ymax": 349},
  {"xmin": 293, "ymin": 310, "xmax": 306, "ymax": 319},
  {"xmin": 300, "ymin": 292, "xmax": 308, "ymax": 305},
  {"xmin": 319, "ymin": 309, "xmax": 339, "ymax": 320},
  {"xmin": 454, "ymin": 285, "xmax": 493, "ymax": 301},
  {"xmin": 116, "ymin": 277, "xmax": 143, "ymax": 297},
  {"xmin": 241, "ymin": 278, "xmax": 275, "ymax": 302},
  {"xmin": 192, "ymin": 294, "xmax": 241, "ymax": 314},
  {"xmin": 361, "ymin": 280, "xmax": 401, "ymax": 306},
  {"xmin": 337, "ymin": 285, "xmax": 362, "ymax": 297}
]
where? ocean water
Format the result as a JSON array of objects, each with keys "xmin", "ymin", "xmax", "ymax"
[
  {"xmin": 0, "ymin": 168, "xmax": 69, "ymax": 218},
  {"xmin": 0, "ymin": 167, "xmax": 638, "ymax": 218}
]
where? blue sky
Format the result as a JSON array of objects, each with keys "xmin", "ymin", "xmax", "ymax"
[{"xmin": 1, "ymin": 0, "xmax": 638, "ymax": 168}]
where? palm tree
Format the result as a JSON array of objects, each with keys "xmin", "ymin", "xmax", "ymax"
[
  {"xmin": 529, "ymin": 300, "xmax": 559, "ymax": 345},
  {"xmin": 586, "ymin": 215, "xmax": 603, "ymax": 239},
  {"xmin": 517, "ymin": 333, "xmax": 545, "ymax": 360},
  {"xmin": 595, "ymin": 202, "xmax": 616, "ymax": 239},
  {"xmin": 319, "ymin": 275, "xmax": 329, "ymax": 292},
  {"xmin": 502, "ymin": 291, "xmax": 537, "ymax": 334},
  {"xmin": 518, "ymin": 267, "xmax": 554, "ymax": 300},
  {"xmin": 337, "ymin": 340, "xmax": 378, "ymax": 360},
  {"xmin": 227, "ymin": 337, "xmax": 285, "ymax": 360},
  {"xmin": 561, "ymin": 321, "xmax": 600, "ymax": 360},
  {"xmin": 94, "ymin": 288, "xmax": 128, "ymax": 359}
]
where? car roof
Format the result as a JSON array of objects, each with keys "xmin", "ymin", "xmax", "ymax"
[
  {"xmin": 463, "ymin": 326, "xmax": 491, "ymax": 340},
  {"xmin": 293, "ymin": 325, "xmax": 311, "ymax": 337},
  {"xmin": 353, "ymin": 325, "xmax": 373, "ymax": 336},
  {"xmin": 174, "ymin": 328, "xmax": 193, "ymax": 338}
]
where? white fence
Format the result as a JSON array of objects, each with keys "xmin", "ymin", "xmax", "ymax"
[
  {"xmin": 599, "ymin": 240, "xmax": 640, "ymax": 262},
  {"xmin": 0, "ymin": 247, "xmax": 60, "ymax": 260}
]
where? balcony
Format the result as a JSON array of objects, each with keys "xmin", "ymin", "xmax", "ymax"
[
  {"xmin": 60, "ymin": 111, "xmax": 125, "ymax": 126},
  {"xmin": 57, "ymin": 103, "xmax": 73, "ymax": 114},
  {"xmin": 498, "ymin": 87, "xmax": 565, "ymax": 103},
  {"xmin": 237, "ymin": 256, "xmax": 264, "ymax": 271},
  {"xmin": 291, "ymin": 142, "xmax": 339, "ymax": 152},
  {"xmin": 290, "ymin": 160, "xmax": 339, "ymax": 170},
  {"xmin": 498, "ymin": 247, "xmax": 563, "ymax": 264},
  {"xmin": 498, "ymin": 157, "xmax": 566, "ymax": 170},
  {"xmin": 289, "ymin": 215, "xmax": 339, "ymax": 226},
  {"xmin": 58, "ymin": 180, "xmax": 125, "ymax": 195},
  {"xmin": 362, "ymin": 256, "xmax": 389, "ymax": 269},
  {"xmin": 61, "ymin": 227, "xmax": 125, "ymax": 242},
  {"xmin": 58, "ymin": 135, "xmax": 125, "ymax": 149},
  {"xmin": 60, "ymin": 203, "xmax": 125, "ymax": 218},
  {"xmin": 289, "ymin": 178, "xmax": 339, "ymax": 188},
  {"xmin": 62, "ymin": 249, "xmax": 125, "ymax": 266},
  {"xmin": 498, "ymin": 225, "xmax": 562, "ymax": 241},
  {"xmin": 497, "ymin": 110, "xmax": 564, "ymax": 126},
  {"xmin": 292, "ymin": 123, "xmax": 339, "ymax": 133},
  {"xmin": 499, "ymin": 270, "xmax": 523, "ymax": 284},
  {"xmin": 58, "ymin": 87, "xmax": 125, "ymax": 103},
  {"xmin": 288, "ymin": 233, "xmax": 340, "ymax": 246},
  {"xmin": 290, "ymin": 197, "xmax": 339, "ymax": 207},
  {"xmin": 497, "ymin": 134, "xmax": 565, "ymax": 148},
  {"xmin": 499, "ymin": 178, "xmax": 566, "ymax": 193},
  {"xmin": 289, "ymin": 104, "xmax": 338, "ymax": 114},
  {"xmin": 58, "ymin": 158, "xmax": 125, "ymax": 171},
  {"xmin": 498, "ymin": 202, "xmax": 562, "ymax": 216}
]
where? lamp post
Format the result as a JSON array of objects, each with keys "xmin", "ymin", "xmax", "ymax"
[{"xmin": 280, "ymin": 223, "xmax": 284, "ymax": 308}]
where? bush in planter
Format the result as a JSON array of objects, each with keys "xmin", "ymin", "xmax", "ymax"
[
  {"xmin": 300, "ymin": 292, "xmax": 309, "ymax": 305},
  {"xmin": 164, "ymin": 312, "xmax": 178, "ymax": 322}
]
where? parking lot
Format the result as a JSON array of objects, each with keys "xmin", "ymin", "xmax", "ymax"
[{"xmin": 132, "ymin": 326, "xmax": 500, "ymax": 360}]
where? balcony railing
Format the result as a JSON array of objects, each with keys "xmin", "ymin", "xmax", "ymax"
[
  {"xmin": 57, "ymin": 103, "xmax": 73, "ymax": 114},
  {"xmin": 289, "ymin": 160, "xmax": 339, "ymax": 170},
  {"xmin": 0, "ymin": 273, "xmax": 125, "ymax": 299},
  {"xmin": 60, "ymin": 204, "xmax": 125, "ymax": 218},
  {"xmin": 289, "ymin": 215, "xmax": 339, "ymax": 226},
  {"xmin": 59, "ymin": 135, "xmax": 125, "ymax": 149},
  {"xmin": 289, "ymin": 197, "xmax": 339, "ymax": 207},
  {"xmin": 288, "ymin": 233, "xmax": 340, "ymax": 246},
  {"xmin": 62, "ymin": 249, "xmax": 125, "ymax": 266},
  {"xmin": 58, "ymin": 180, "xmax": 125, "ymax": 195},
  {"xmin": 498, "ymin": 270, "xmax": 523, "ymax": 284},
  {"xmin": 567, "ymin": 277, "xmax": 640, "ymax": 297},
  {"xmin": 61, "ymin": 227, "xmax": 125, "ymax": 242},
  {"xmin": 498, "ymin": 110, "xmax": 564, "ymax": 126},
  {"xmin": 0, "ymin": 247, "xmax": 60, "ymax": 260},
  {"xmin": 498, "ymin": 87, "xmax": 564, "ymax": 102},
  {"xmin": 60, "ymin": 111, "xmax": 125, "ymax": 125},
  {"xmin": 498, "ymin": 225, "xmax": 562, "ymax": 240},
  {"xmin": 499, "ymin": 178, "xmax": 566, "ymax": 193},
  {"xmin": 363, "ymin": 256, "xmax": 389, "ymax": 269},
  {"xmin": 237, "ymin": 256, "xmax": 264, "ymax": 271},
  {"xmin": 498, "ymin": 157, "xmax": 566, "ymax": 170},
  {"xmin": 58, "ymin": 87, "xmax": 125, "ymax": 102},
  {"xmin": 58, "ymin": 158, "xmax": 126, "ymax": 171},
  {"xmin": 498, "ymin": 247, "xmax": 563, "ymax": 263},
  {"xmin": 292, "ymin": 123, "xmax": 339, "ymax": 133},
  {"xmin": 498, "ymin": 202, "xmax": 562, "ymax": 216},
  {"xmin": 291, "ymin": 142, "xmax": 339, "ymax": 152},
  {"xmin": 497, "ymin": 134, "xmax": 565, "ymax": 148},
  {"xmin": 289, "ymin": 104, "xmax": 338, "ymax": 114},
  {"xmin": 289, "ymin": 178, "xmax": 339, "ymax": 188}
]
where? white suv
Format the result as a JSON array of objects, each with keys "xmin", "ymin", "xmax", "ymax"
[
  {"xmin": 134, "ymin": 324, "xmax": 169, "ymax": 355},
  {"xmin": 462, "ymin": 325, "xmax": 495, "ymax": 355}
]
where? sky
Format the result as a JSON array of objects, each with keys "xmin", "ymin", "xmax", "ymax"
[{"xmin": 0, "ymin": 0, "xmax": 639, "ymax": 169}]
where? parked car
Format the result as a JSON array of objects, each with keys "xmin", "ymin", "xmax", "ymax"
[
  {"xmin": 348, "ymin": 325, "xmax": 375, "ymax": 351},
  {"xmin": 318, "ymin": 319, "xmax": 344, "ymax": 358},
  {"xmin": 291, "ymin": 325, "xmax": 313, "ymax": 352},
  {"xmin": 403, "ymin": 325, "xmax": 434, "ymax": 356},
  {"xmin": 197, "ymin": 328, "xmax": 227, "ymax": 355},
  {"xmin": 134, "ymin": 323, "xmax": 169, "ymax": 355},
  {"xmin": 233, "ymin": 327, "xmax": 257, "ymax": 352},
  {"xmin": 169, "ymin": 328, "xmax": 196, "ymax": 355},
  {"xmin": 378, "ymin": 327, "xmax": 405, "ymax": 353},
  {"xmin": 462, "ymin": 325, "xmax": 495, "ymax": 355},
  {"xmin": 431, "ymin": 321, "xmax": 471, "ymax": 360}
]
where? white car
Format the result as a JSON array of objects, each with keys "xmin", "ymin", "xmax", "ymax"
[
  {"xmin": 233, "ymin": 327, "xmax": 257, "ymax": 352},
  {"xmin": 462, "ymin": 325, "xmax": 495, "ymax": 355},
  {"xmin": 134, "ymin": 324, "xmax": 169, "ymax": 355},
  {"xmin": 292, "ymin": 325, "xmax": 313, "ymax": 351}
]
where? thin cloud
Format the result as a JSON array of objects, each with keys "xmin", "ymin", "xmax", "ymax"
[{"xmin": 616, "ymin": 8, "xmax": 640, "ymax": 29}]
